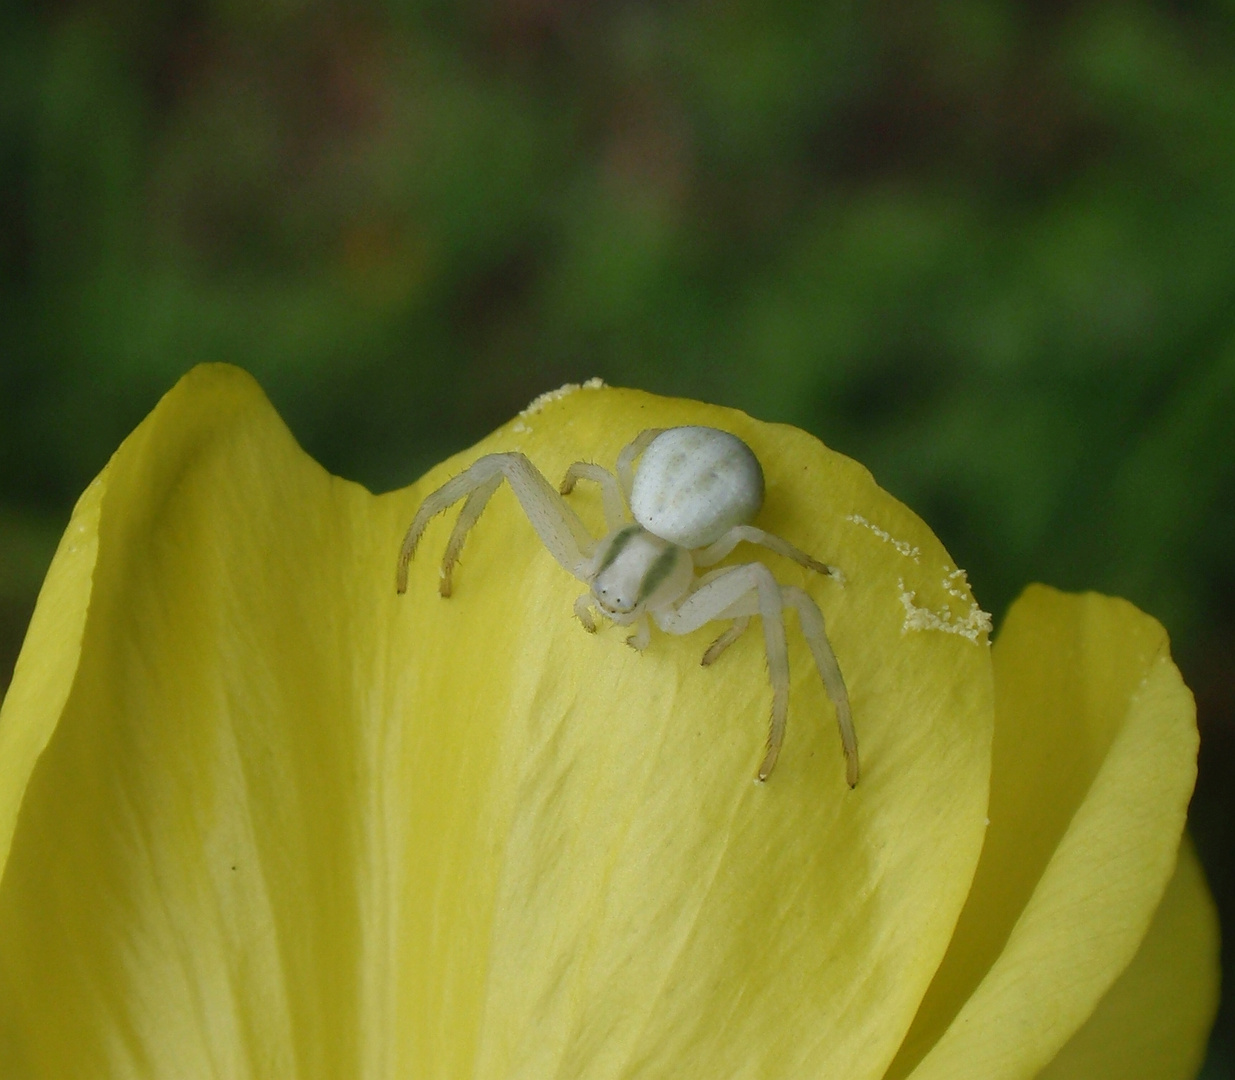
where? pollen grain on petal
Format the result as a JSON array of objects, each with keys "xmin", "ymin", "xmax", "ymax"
[
  {"xmin": 520, "ymin": 378, "xmax": 607, "ymax": 417},
  {"xmin": 845, "ymin": 513, "xmax": 922, "ymax": 563},
  {"xmin": 897, "ymin": 573, "xmax": 992, "ymax": 644}
]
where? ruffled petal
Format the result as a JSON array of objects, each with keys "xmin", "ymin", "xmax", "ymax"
[
  {"xmin": 0, "ymin": 365, "xmax": 994, "ymax": 1078},
  {"xmin": 892, "ymin": 585, "xmax": 1201, "ymax": 1080}
]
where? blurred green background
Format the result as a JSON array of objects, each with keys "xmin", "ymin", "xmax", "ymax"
[{"xmin": 1, "ymin": 0, "xmax": 1231, "ymax": 1071}]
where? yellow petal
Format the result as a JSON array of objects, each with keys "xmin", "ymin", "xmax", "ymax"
[
  {"xmin": 1036, "ymin": 835, "xmax": 1220, "ymax": 1080},
  {"xmin": 0, "ymin": 469, "xmax": 104, "ymax": 875},
  {"xmin": 0, "ymin": 365, "xmax": 994, "ymax": 1078},
  {"xmin": 892, "ymin": 585, "xmax": 1201, "ymax": 1080}
]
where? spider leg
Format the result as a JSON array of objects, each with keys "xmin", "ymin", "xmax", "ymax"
[
  {"xmin": 439, "ymin": 474, "xmax": 502, "ymax": 597},
  {"xmin": 573, "ymin": 593, "xmax": 598, "ymax": 633},
  {"xmin": 693, "ymin": 525, "xmax": 843, "ymax": 582},
  {"xmin": 701, "ymin": 616, "xmax": 751, "ymax": 666},
  {"xmin": 615, "ymin": 428, "xmax": 666, "ymax": 504},
  {"xmin": 654, "ymin": 564, "xmax": 790, "ymax": 781},
  {"xmin": 692, "ymin": 567, "xmax": 746, "ymax": 661},
  {"xmin": 559, "ymin": 462, "xmax": 628, "ymax": 531},
  {"xmin": 397, "ymin": 452, "xmax": 596, "ymax": 594},
  {"xmin": 780, "ymin": 586, "xmax": 857, "ymax": 787},
  {"xmin": 626, "ymin": 614, "xmax": 652, "ymax": 651},
  {"xmin": 656, "ymin": 566, "xmax": 856, "ymax": 784}
]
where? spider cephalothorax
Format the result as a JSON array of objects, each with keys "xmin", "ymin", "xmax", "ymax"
[{"xmin": 397, "ymin": 425, "xmax": 857, "ymax": 785}]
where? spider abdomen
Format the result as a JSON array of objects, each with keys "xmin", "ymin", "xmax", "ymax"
[{"xmin": 629, "ymin": 427, "xmax": 765, "ymax": 549}]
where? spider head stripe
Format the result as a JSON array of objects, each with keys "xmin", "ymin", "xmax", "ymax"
[{"xmin": 591, "ymin": 531, "xmax": 692, "ymax": 620}]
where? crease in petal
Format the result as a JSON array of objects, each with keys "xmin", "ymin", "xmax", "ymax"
[
  {"xmin": 1035, "ymin": 834, "xmax": 1220, "ymax": 1080},
  {"xmin": 891, "ymin": 585, "xmax": 1201, "ymax": 1080},
  {"xmin": 1, "ymin": 366, "xmax": 995, "ymax": 1079}
]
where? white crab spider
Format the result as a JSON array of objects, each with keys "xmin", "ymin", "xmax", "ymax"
[{"xmin": 396, "ymin": 425, "xmax": 858, "ymax": 786}]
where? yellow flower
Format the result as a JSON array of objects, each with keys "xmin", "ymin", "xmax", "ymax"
[{"xmin": 0, "ymin": 364, "xmax": 1218, "ymax": 1078}]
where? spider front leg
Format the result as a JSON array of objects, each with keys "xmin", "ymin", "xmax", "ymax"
[
  {"xmin": 397, "ymin": 452, "xmax": 597, "ymax": 594},
  {"xmin": 437, "ymin": 473, "xmax": 502, "ymax": 596},
  {"xmin": 653, "ymin": 563, "xmax": 790, "ymax": 781},
  {"xmin": 704, "ymin": 580, "xmax": 855, "ymax": 785},
  {"xmin": 687, "ymin": 567, "xmax": 750, "ymax": 664},
  {"xmin": 780, "ymin": 585, "xmax": 857, "ymax": 786},
  {"xmin": 656, "ymin": 564, "xmax": 857, "ymax": 785}
]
